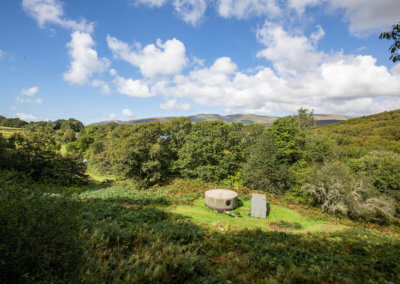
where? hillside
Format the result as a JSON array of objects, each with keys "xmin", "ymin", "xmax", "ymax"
[
  {"xmin": 92, "ymin": 113, "xmax": 351, "ymax": 126},
  {"xmin": 315, "ymin": 109, "xmax": 400, "ymax": 153}
]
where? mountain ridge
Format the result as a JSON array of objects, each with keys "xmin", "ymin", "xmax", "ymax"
[{"xmin": 91, "ymin": 113, "xmax": 352, "ymax": 126}]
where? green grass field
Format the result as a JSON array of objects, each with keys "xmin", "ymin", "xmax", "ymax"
[
  {"xmin": 0, "ymin": 126, "xmax": 24, "ymax": 137},
  {"xmin": 164, "ymin": 199, "xmax": 345, "ymax": 233}
]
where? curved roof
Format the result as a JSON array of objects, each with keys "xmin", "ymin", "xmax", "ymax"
[{"xmin": 205, "ymin": 189, "xmax": 237, "ymax": 199}]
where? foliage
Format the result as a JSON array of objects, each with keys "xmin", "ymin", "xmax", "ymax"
[
  {"xmin": 0, "ymin": 116, "xmax": 28, "ymax": 128},
  {"xmin": 347, "ymin": 150, "xmax": 400, "ymax": 192},
  {"xmin": 0, "ymin": 178, "xmax": 85, "ymax": 282},
  {"xmin": 108, "ymin": 122, "xmax": 174, "ymax": 186},
  {"xmin": 243, "ymin": 131, "xmax": 294, "ymax": 194},
  {"xmin": 380, "ymin": 21, "xmax": 400, "ymax": 63},
  {"xmin": 4, "ymin": 132, "xmax": 87, "ymax": 185},
  {"xmin": 302, "ymin": 163, "xmax": 395, "ymax": 223},
  {"xmin": 66, "ymin": 133, "xmax": 95, "ymax": 154},
  {"xmin": 314, "ymin": 109, "xmax": 400, "ymax": 154},
  {"xmin": 176, "ymin": 121, "xmax": 243, "ymax": 182},
  {"xmin": 243, "ymin": 109, "xmax": 314, "ymax": 194}
]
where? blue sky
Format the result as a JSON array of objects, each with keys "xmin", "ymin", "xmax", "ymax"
[{"xmin": 1, "ymin": 0, "xmax": 400, "ymax": 124}]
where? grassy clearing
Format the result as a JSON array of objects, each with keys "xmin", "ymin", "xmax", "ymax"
[
  {"xmin": 76, "ymin": 180, "xmax": 345, "ymax": 233},
  {"xmin": 0, "ymin": 126, "xmax": 24, "ymax": 137},
  {"xmin": 164, "ymin": 199, "xmax": 345, "ymax": 233},
  {"xmin": 85, "ymin": 163, "xmax": 115, "ymax": 182}
]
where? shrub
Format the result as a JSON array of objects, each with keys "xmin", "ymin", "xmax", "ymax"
[
  {"xmin": 5, "ymin": 132, "xmax": 87, "ymax": 185},
  {"xmin": 302, "ymin": 163, "xmax": 395, "ymax": 223},
  {"xmin": 346, "ymin": 151, "xmax": 400, "ymax": 192},
  {"xmin": 0, "ymin": 178, "xmax": 85, "ymax": 282}
]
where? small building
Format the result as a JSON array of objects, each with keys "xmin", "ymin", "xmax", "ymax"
[
  {"xmin": 205, "ymin": 189, "xmax": 238, "ymax": 211},
  {"xmin": 250, "ymin": 193, "xmax": 267, "ymax": 218}
]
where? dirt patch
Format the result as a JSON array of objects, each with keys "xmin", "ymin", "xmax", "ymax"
[
  {"xmin": 120, "ymin": 202, "xmax": 141, "ymax": 210},
  {"xmin": 268, "ymin": 224, "xmax": 293, "ymax": 231}
]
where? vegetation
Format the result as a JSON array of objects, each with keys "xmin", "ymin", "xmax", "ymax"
[
  {"xmin": 2, "ymin": 109, "xmax": 400, "ymax": 282},
  {"xmin": 380, "ymin": 21, "xmax": 400, "ymax": 63}
]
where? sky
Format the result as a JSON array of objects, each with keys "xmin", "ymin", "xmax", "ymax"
[{"xmin": 0, "ymin": 0, "xmax": 400, "ymax": 124}]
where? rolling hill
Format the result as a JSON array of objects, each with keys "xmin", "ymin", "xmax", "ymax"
[{"xmin": 92, "ymin": 113, "xmax": 352, "ymax": 126}]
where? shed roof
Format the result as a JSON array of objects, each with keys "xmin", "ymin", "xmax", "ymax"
[{"xmin": 205, "ymin": 189, "xmax": 238, "ymax": 199}]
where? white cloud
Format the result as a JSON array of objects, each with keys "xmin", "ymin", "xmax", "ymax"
[
  {"xmin": 160, "ymin": 99, "xmax": 191, "ymax": 111},
  {"xmin": 173, "ymin": 0, "xmax": 207, "ymax": 26},
  {"xmin": 16, "ymin": 112, "xmax": 38, "ymax": 121},
  {"xmin": 122, "ymin": 109, "xmax": 134, "ymax": 117},
  {"xmin": 328, "ymin": 0, "xmax": 400, "ymax": 36},
  {"xmin": 64, "ymin": 31, "xmax": 110, "ymax": 85},
  {"xmin": 256, "ymin": 22, "xmax": 326, "ymax": 76},
  {"xmin": 108, "ymin": 113, "xmax": 117, "ymax": 119},
  {"xmin": 92, "ymin": 79, "xmax": 111, "ymax": 94},
  {"xmin": 21, "ymin": 86, "xmax": 39, "ymax": 96},
  {"xmin": 16, "ymin": 96, "xmax": 43, "ymax": 104},
  {"xmin": 107, "ymin": 35, "xmax": 188, "ymax": 77},
  {"xmin": 135, "ymin": 0, "xmax": 168, "ymax": 7},
  {"xmin": 150, "ymin": 43, "xmax": 400, "ymax": 117},
  {"xmin": 216, "ymin": 0, "xmax": 281, "ymax": 19},
  {"xmin": 287, "ymin": 0, "xmax": 320, "ymax": 15},
  {"xmin": 22, "ymin": 0, "xmax": 94, "ymax": 32},
  {"xmin": 114, "ymin": 76, "xmax": 153, "ymax": 98},
  {"xmin": 0, "ymin": 49, "xmax": 5, "ymax": 59}
]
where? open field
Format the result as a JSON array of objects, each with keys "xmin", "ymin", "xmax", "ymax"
[
  {"xmin": 165, "ymin": 199, "xmax": 345, "ymax": 233},
  {"xmin": 0, "ymin": 126, "xmax": 24, "ymax": 137}
]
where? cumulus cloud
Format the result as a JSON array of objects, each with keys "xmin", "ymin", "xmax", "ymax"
[
  {"xmin": 122, "ymin": 109, "xmax": 134, "ymax": 117},
  {"xmin": 113, "ymin": 75, "xmax": 153, "ymax": 98},
  {"xmin": 92, "ymin": 79, "xmax": 111, "ymax": 94},
  {"xmin": 328, "ymin": 0, "xmax": 400, "ymax": 36},
  {"xmin": 107, "ymin": 35, "xmax": 187, "ymax": 77},
  {"xmin": 160, "ymin": 99, "xmax": 191, "ymax": 111},
  {"xmin": 64, "ymin": 31, "xmax": 110, "ymax": 85},
  {"xmin": 148, "ymin": 29, "xmax": 400, "ymax": 117},
  {"xmin": 173, "ymin": 0, "xmax": 207, "ymax": 25},
  {"xmin": 21, "ymin": 86, "xmax": 39, "ymax": 96},
  {"xmin": 256, "ymin": 22, "xmax": 327, "ymax": 76},
  {"xmin": 16, "ymin": 112, "xmax": 38, "ymax": 121},
  {"xmin": 216, "ymin": 0, "xmax": 281, "ymax": 19},
  {"xmin": 22, "ymin": 0, "xmax": 94, "ymax": 32}
]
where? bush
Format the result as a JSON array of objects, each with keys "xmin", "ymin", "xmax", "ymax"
[
  {"xmin": 346, "ymin": 151, "xmax": 400, "ymax": 192},
  {"xmin": 0, "ymin": 178, "xmax": 85, "ymax": 282},
  {"xmin": 5, "ymin": 132, "xmax": 87, "ymax": 185},
  {"xmin": 302, "ymin": 163, "xmax": 395, "ymax": 223}
]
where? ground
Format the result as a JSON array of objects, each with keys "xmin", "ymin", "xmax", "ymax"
[{"xmin": 165, "ymin": 199, "xmax": 345, "ymax": 233}]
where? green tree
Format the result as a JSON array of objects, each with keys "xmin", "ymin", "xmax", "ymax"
[
  {"xmin": 176, "ymin": 121, "xmax": 242, "ymax": 182},
  {"xmin": 5, "ymin": 132, "xmax": 87, "ymax": 185},
  {"xmin": 243, "ymin": 131, "xmax": 294, "ymax": 193},
  {"xmin": 108, "ymin": 122, "xmax": 173, "ymax": 186},
  {"xmin": 61, "ymin": 118, "xmax": 84, "ymax": 132},
  {"xmin": 380, "ymin": 21, "xmax": 400, "ymax": 63}
]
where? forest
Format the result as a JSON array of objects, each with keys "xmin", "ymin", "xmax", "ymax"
[{"xmin": 1, "ymin": 109, "xmax": 400, "ymax": 282}]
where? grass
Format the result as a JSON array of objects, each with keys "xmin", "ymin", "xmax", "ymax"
[
  {"xmin": 164, "ymin": 199, "xmax": 345, "ymax": 233},
  {"xmin": 86, "ymin": 163, "xmax": 115, "ymax": 182},
  {"xmin": 76, "ymin": 180, "xmax": 345, "ymax": 233},
  {"xmin": 0, "ymin": 126, "xmax": 24, "ymax": 137}
]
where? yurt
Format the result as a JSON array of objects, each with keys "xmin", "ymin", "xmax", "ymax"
[{"xmin": 205, "ymin": 189, "xmax": 238, "ymax": 210}]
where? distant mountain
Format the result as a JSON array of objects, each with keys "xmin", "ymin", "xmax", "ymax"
[{"xmin": 91, "ymin": 113, "xmax": 352, "ymax": 126}]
